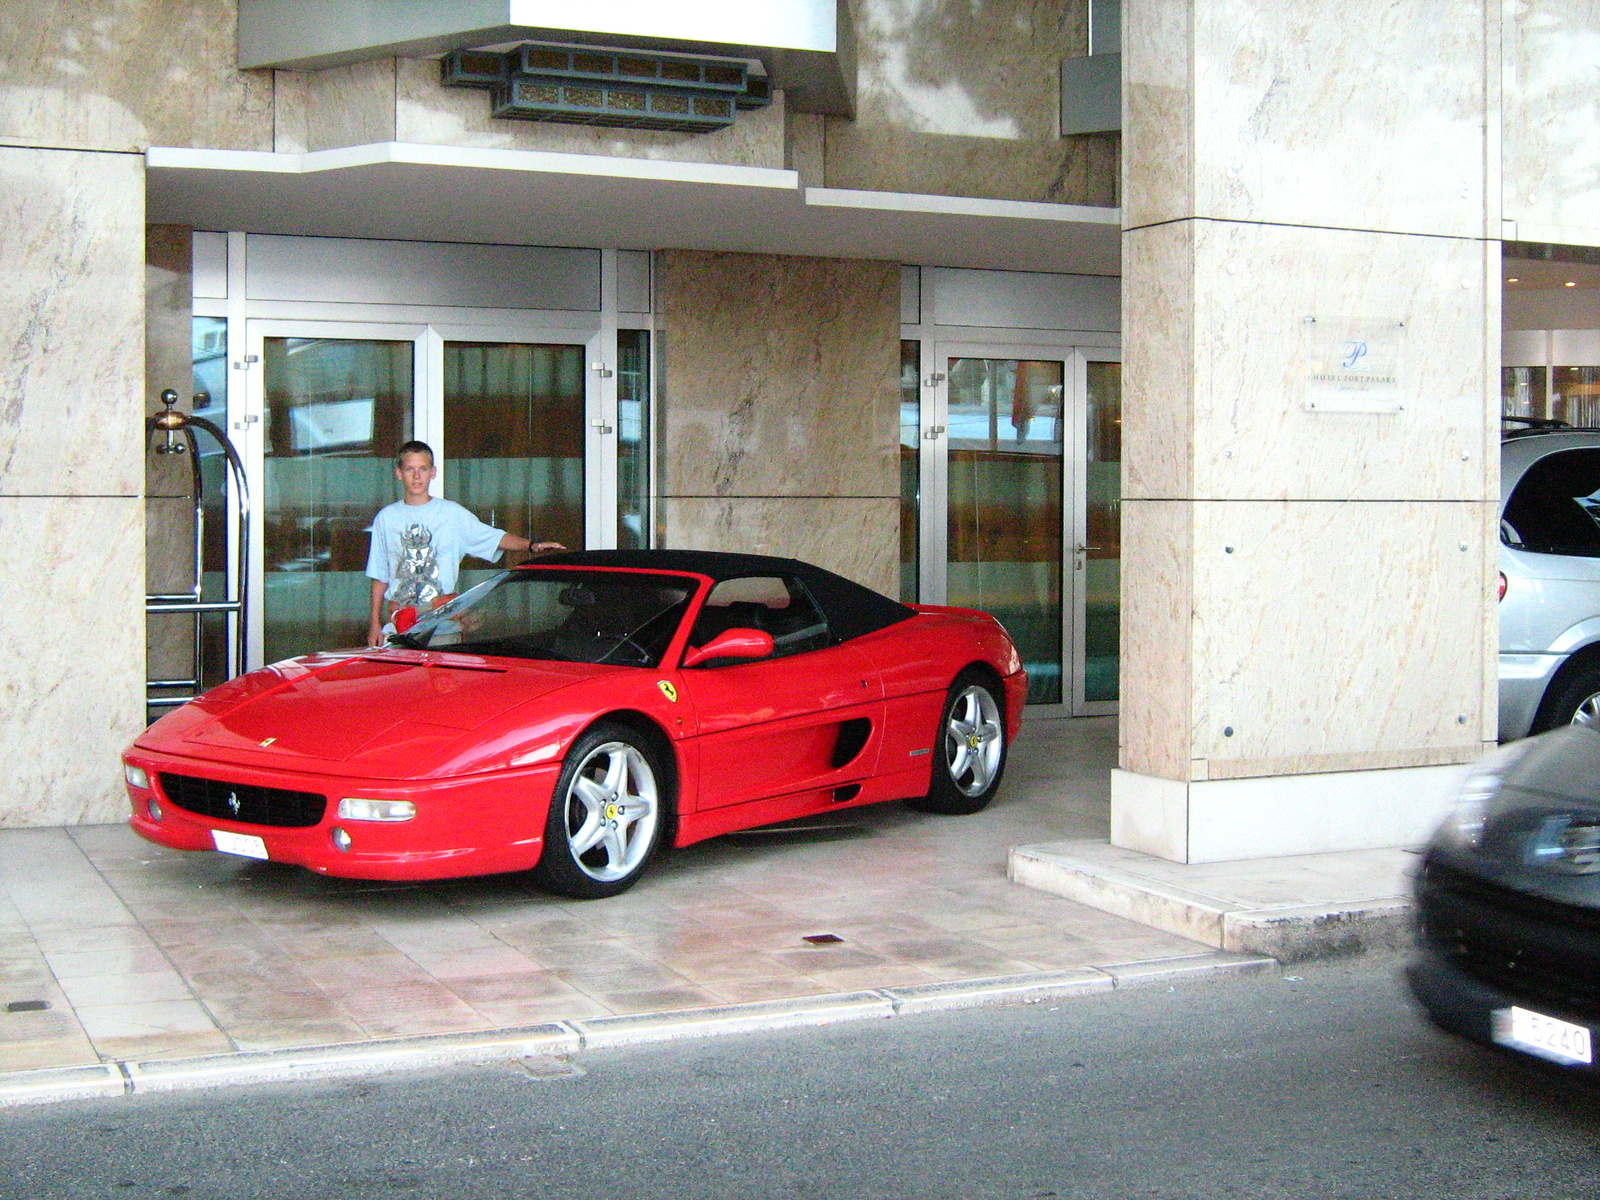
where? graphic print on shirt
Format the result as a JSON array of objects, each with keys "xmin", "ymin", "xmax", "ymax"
[{"xmin": 391, "ymin": 523, "xmax": 443, "ymax": 609}]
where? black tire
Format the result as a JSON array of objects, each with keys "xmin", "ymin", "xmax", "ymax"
[
  {"xmin": 1532, "ymin": 661, "xmax": 1600, "ymax": 734},
  {"xmin": 906, "ymin": 669, "xmax": 1009, "ymax": 815},
  {"xmin": 531, "ymin": 722, "xmax": 670, "ymax": 899}
]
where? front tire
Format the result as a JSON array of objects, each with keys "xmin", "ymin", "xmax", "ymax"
[
  {"xmin": 532, "ymin": 722, "xmax": 668, "ymax": 899},
  {"xmin": 907, "ymin": 670, "xmax": 1008, "ymax": 815},
  {"xmin": 1533, "ymin": 661, "xmax": 1600, "ymax": 734}
]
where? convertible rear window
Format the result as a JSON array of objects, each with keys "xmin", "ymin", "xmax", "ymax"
[
  {"xmin": 392, "ymin": 569, "xmax": 695, "ymax": 666},
  {"xmin": 1504, "ymin": 449, "xmax": 1600, "ymax": 557}
]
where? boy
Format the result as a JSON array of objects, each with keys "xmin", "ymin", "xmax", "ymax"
[{"xmin": 366, "ymin": 440, "xmax": 563, "ymax": 646}]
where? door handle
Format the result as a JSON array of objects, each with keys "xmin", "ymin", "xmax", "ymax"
[
  {"xmin": 923, "ymin": 425, "xmax": 946, "ymax": 440},
  {"xmin": 1075, "ymin": 545, "xmax": 1102, "ymax": 553}
]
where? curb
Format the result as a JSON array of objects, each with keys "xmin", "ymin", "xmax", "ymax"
[
  {"xmin": 0, "ymin": 950, "xmax": 1274, "ymax": 1107},
  {"xmin": 1009, "ymin": 842, "xmax": 1413, "ymax": 963}
]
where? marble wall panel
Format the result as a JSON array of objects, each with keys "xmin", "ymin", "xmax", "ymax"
[
  {"xmin": 145, "ymin": 226, "xmax": 195, "ymax": 679},
  {"xmin": 1121, "ymin": 221, "xmax": 1194, "ymax": 500},
  {"xmin": 1184, "ymin": 0, "xmax": 1486, "ymax": 238},
  {"xmin": 656, "ymin": 250, "xmax": 899, "ymax": 500},
  {"xmin": 0, "ymin": 0, "xmax": 272, "ymax": 153},
  {"xmin": 823, "ymin": 0, "xmax": 1117, "ymax": 204},
  {"xmin": 274, "ymin": 61, "xmax": 400, "ymax": 154},
  {"xmin": 0, "ymin": 147, "xmax": 145, "ymax": 498},
  {"xmin": 1186, "ymin": 221, "xmax": 1494, "ymax": 503},
  {"xmin": 1188, "ymin": 499, "xmax": 1494, "ymax": 777},
  {"xmin": 660, "ymin": 497, "xmax": 898, "ymax": 596},
  {"xmin": 1119, "ymin": 499, "xmax": 1194, "ymax": 782},
  {"xmin": 392, "ymin": 60, "xmax": 786, "ymax": 168},
  {"xmin": 0, "ymin": 497, "xmax": 145, "ymax": 827},
  {"xmin": 1503, "ymin": 0, "xmax": 1600, "ymax": 235},
  {"xmin": 1123, "ymin": 0, "xmax": 1194, "ymax": 230}
]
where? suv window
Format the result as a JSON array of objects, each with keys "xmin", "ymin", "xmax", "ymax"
[
  {"xmin": 1504, "ymin": 448, "xmax": 1600, "ymax": 557},
  {"xmin": 686, "ymin": 575, "xmax": 835, "ymax": 665}
]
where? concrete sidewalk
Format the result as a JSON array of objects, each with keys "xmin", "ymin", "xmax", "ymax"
[{"xmin": 1, "ymin": 717, "xmax": 1223, "ymax": 1082}]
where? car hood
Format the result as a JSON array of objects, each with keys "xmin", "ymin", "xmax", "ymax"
[{"xmin": 153, "ymin": 651, "xmax": 595, "ymax": 777}]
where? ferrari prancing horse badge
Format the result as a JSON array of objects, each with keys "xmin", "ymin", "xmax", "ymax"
[{"xmin": 657, "ymin": 680, "xmax": 678, "ymax": 703}]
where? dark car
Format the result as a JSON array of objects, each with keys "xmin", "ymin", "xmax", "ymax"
[{"xmin": 1408, "ymin": 727, "xmax": 1600, "ymax": 1072}]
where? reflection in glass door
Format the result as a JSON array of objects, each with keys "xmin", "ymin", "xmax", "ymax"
[
  {"xmin": 261, "ymin": 337, "xmax": 414, "ymax": 664},
  {"xmin": 945, "ymin": 357, "xmax": 1065, "ymax": 705}
]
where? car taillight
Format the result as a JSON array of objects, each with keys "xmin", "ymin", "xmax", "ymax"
[{"xmin": 1498, "ymin": 571, "xmax": 1508, "ymax": 603}]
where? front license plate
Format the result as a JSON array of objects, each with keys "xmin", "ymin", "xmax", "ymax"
[
  {"xmin": 1492, "ymin": 1005, "xmax": 1593, "ymax": 1066},
  {"xmin": 211, "ymin": 830, "xmax": 268, "ymax": 860}
]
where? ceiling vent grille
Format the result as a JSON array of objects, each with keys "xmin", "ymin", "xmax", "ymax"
[{"xmin": 442, "ymin": 43, "xmax": 771, "ymax": 134}]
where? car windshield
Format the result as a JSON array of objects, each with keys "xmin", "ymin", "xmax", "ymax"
[{"xmin": 390, "ymin": 569, "xmax": 697, "ymax": 667}]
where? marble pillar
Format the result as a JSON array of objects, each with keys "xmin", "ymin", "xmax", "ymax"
[
  {"xmin": 656, "ymin": 251, "xmax": 901, "ymax": 596},
  {"xmin": 1116, "ymin": 0, "xmax": 1499, "ymax": 862},
  {"xmin": 0, "ymin": 146, "xmax": 147, "ymax": 826}
]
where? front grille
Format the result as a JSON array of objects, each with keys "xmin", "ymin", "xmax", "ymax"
[
  {"xmin": 157, "ymin": 773, "xmax": 326, "ymax": 828},
  {"xmin": 1418, "ymin": 859, "xmax": 1600, "ymax": 1018}
]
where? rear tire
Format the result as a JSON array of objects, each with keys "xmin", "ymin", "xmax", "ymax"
[
  {"xmin": 1533, "ymin": 661, "xmax": 1600, "ymax": 734},
  {"xmin": 532, "ymin": 722, "xmax": 669, "ymax": 899},
  {"xmin": 907, "ymin": 670, "xmax": 1008, "ymax": 816}
]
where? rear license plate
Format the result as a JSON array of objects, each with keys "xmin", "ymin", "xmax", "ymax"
[
  {"xmin": 211, "ymin": 830, "xmax": 268, "ymax": 860},
  {"xmin": 1492, "ymin": 1005, "xmax": 1593, "ymax": 1066}
]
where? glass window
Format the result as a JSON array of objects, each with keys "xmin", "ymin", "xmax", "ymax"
[
  {"xmin": 1553, "ymin": 367, "xmax": 1600, "ymax": 427},
  {"xmin": 1503, "ymin": 367, "xmax": 1547, "ymax": 421},
  {"xmin": 262, "ymin": 337, "xmax": 413, "ymax": 663},
  {"xmin": 618, "ymin": 329, "xmax": 651, "ymax": 549},
  {"xmin": 1503, "ymin": 449, "xmax": 1600, "ymax": 556},
  {"xmin": 687, "ymin": 576, "xmax": 833, "ymax": 663},
  {"xmin": 899, "ymin": 340, "xmax": 920, "ymax": 603},
  {"xmin": 192, "ymin": 317, "xmax": 231, "ymax": 687},
  {"xmin": 444, "ymin": 342, "xmax": 586, "ymax": 582}
]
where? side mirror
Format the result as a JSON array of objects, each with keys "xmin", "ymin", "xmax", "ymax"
[
  {"xmin": 681, "ymin": 628, "xmax": 775, "ymax": 668},
  {"xmin": 391, "ymin": 605, "xmax": 419, "ymax": 634}
]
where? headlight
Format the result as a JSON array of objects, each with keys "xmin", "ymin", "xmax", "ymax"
[
  {"xmin": 124, "ymin": 763, "xmax": 149, "ymax": 790},
  {"xmin": 337, "ymin": 797, "xmax": 416, "ymax": 822},
  {"xmin": 1438, "ymin": 739, "xmax": 1535, "ymax": 849}
]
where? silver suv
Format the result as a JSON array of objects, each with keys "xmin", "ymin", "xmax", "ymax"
[{"xmin": 1500, "ymin": 426, "xmax": 1600, "ymax": 737}]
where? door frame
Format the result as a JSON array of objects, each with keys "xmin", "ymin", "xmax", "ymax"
[{"xmin": 239, "ymin": 318, "xmax": 605, "ymax": 670}]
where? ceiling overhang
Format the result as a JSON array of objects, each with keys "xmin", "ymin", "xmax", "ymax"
[
  {"xmin": 145, "ymin": 143, "xmax": 1122, "ymax": 276},
  {"xmin": 237, "ymin": 0, "xmax": 856, "ymax": 115}
]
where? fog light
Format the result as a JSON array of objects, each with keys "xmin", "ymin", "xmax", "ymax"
[
  {"xmin": 331, "ymin": 826, "xmax": 352, "ymax": 852},
  {"xmin": 337, "ymin": 797, "xmax": 416, "ymax": 823},
  {"xmin": 124, "ymin": 763, "xmax": 149, "ymax": 790},
  {"xmin": 147, "ymin": 798, "xmax": 163, "ymax": 822}
]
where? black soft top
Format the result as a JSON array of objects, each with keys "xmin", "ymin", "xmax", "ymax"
[{"xmin": 526, "ymin": 549, "xmax": 916, "ymax": 643}]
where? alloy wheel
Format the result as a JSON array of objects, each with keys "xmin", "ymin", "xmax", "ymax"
[
  {"xmin": 944, "ymin": 685, "xmax": 1004, "ymax": 797},
  {"xmin": 562, "ymin": 741, "xmax": 659, "ymax": 882}
]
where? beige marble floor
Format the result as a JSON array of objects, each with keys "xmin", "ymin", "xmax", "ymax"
[{"xmin": 0, "ymin": 717, "xmax": 1205, "ymax": 1071}]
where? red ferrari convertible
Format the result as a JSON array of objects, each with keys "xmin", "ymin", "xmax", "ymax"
[{"xmin": 124, "ymin": 551, "xmax": 1025, "ymax": 898}]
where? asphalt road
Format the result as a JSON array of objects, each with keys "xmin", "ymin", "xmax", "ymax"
[{"xmin": 5, "ymin": 954, "xmax": 1600, "ymax": 1199}]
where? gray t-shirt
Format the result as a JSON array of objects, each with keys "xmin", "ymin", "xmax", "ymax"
[{"xmin": 365, "ymin": 497, "xmax": 505, "ymax": 608}]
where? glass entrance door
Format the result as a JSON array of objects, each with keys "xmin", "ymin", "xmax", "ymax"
[
  {"xmin": 915, "ymin": 344, "xmax": 1119, "ymax": 714},
  {"xmin": 242, "ymin": 321, "xmax": 640, "ymax": 668}
]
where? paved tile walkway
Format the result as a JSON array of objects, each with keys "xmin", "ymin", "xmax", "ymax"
[{"xmin": 0, "ymin": 716, "xmax": 1204, "ymax": 1071}]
